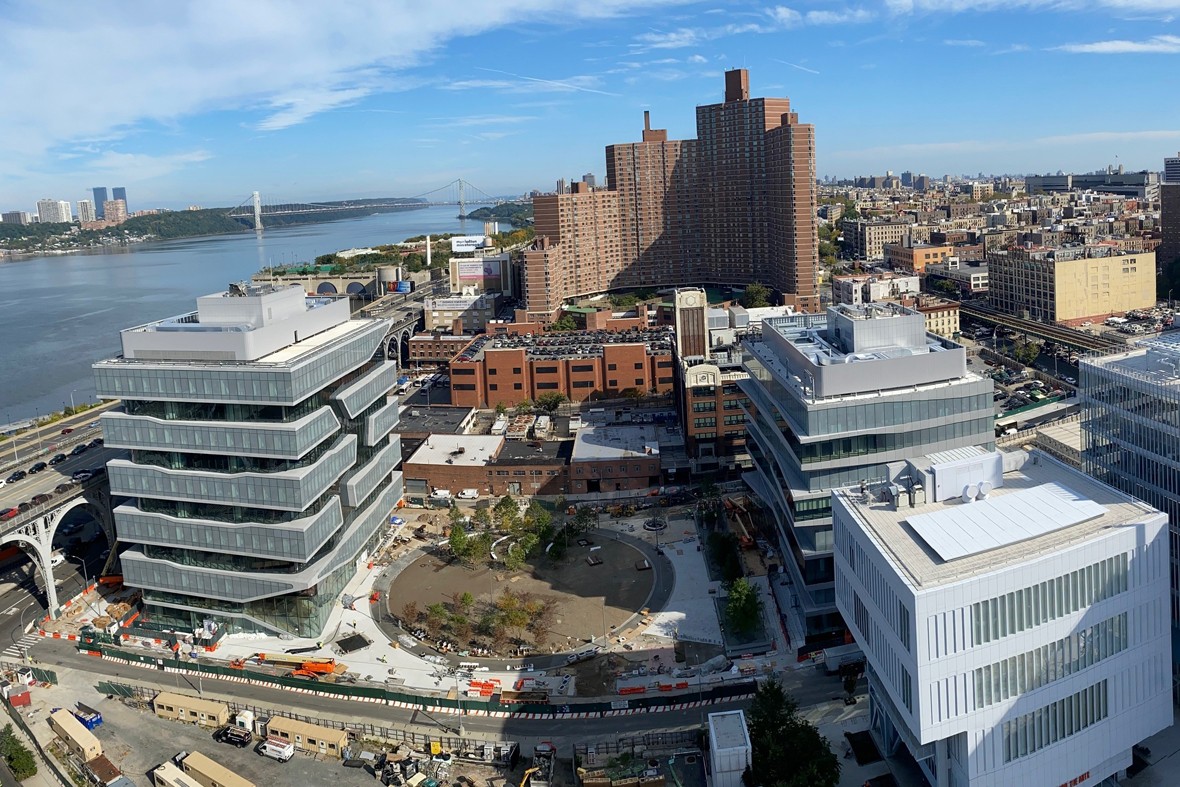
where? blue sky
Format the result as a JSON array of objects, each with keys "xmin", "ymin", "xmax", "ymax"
[{"xmin": 3, "ymin": 0, "xmax": 1180, "ymax": 211}]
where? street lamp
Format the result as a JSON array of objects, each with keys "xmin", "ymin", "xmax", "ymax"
[{"xmin": 69, "ymin": 390, "xmax": 78, "ymax": 414}]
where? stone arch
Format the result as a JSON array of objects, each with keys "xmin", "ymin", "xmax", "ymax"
[
  {"xmin": 316, "ymin": 282, "xmax": 338, "ymax": 295},
  {"xmin": 399, "ymin": 330, "xmax": 412, "ymax": 364},
  {"xmin": 1, "ymin": 531, "xmax": 57, "ymax": 615},
  {"xmin": 346, "ymin": 282, "xmax": 367, "ymax": 295}
]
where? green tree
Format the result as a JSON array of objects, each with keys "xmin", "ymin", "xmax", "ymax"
[
  {"xmin": 495, "ymin": 401, "xmax": 507, "ymax": 415},
  {"xmin": 726, "ymin": 577, "xmax": 763, "ymax": 633},
  {"xmin": 0, "ymin": 724, "xmax": 37, "ymax": 781},
  {"xmin": 448, "ymin": 521, "xmax": 470, "ymax": 561},
  {"xmin": 933, "ymin": 279, "xmax": 959, "ymax": 296},
  {"xmin": 549, "ymin": 314, "xmax": 577, "ymax": 332},
  {"xmin": 471, "ymin": 506, "xmax": 492, "ymax": 530},
  {"xmin": 458, "ymin": 591, "xmax": 475, "ymax": 615},
  {"xmin": 494, "ymin": 495, "xmax": 521, "ymax": 531},
  {"xmin": 535, "ymin": 391, "xmax": 568, "ymax": 413},
  {"xmin": 740, "ymin": 282, "xmax": 771, "ymax": 309},
  {"xmin": 743, "ymin": 678, "xmax": 840, "ymax": 787},
  {"xmin": 426, "ymin": 602, "xmax": 449, "ymax": 632},
  {"xmin": 469, "ymin": 532, "xmax": 494, "ymax": 563}
]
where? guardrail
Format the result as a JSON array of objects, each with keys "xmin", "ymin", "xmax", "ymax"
[
  {"xmin": 0, "ymin": 425, "xmax": 105, "ymax": 477},
  {"xmin": 1, "ymin": 475, "xmax": 106, "ymax": 532}
]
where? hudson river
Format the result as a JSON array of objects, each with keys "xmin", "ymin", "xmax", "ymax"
[{"xmin": 0, "ymin": 205, "xmax": 490, "ymax": 423}]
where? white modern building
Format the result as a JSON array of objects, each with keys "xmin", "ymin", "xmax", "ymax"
[
  {"xmin": 833, "ymin": 447, "xmax": 1172, "ymax": 787},
  {"xmin": 94, "ymin": 283, "xmax": 403, "ymax": 637},
  {"xmin": 77, "ymin": 199, "xmax": 96, "ymax": 223},
  {"xmin": 36, "ymin": 198, "xmax": 72, "ymax": 224},
  {"xmin": 741, "ymin": 304, "xmax": 994, "ymax": 649}
]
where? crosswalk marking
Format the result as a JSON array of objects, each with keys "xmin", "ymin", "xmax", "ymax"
[{"xmin": 2, "ymin": 635, "xmax": 40, "ymax": 659}]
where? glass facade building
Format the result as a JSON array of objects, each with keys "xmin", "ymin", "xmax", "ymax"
[
  {"xmin": 1081, "ymin": 335, "xmax": 1180, "ymax": 647},
  {"xmin": 94, "ymin": 285, "xmax": 402, "ymax": 637},
  {"xmin": 740, "ymin": 304, "xmax": 994, "ymax": 645}
]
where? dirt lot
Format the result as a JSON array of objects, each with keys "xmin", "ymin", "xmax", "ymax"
[{"xmin": 386, "ymin": 536, "xmax": 654, "ymax": 652}]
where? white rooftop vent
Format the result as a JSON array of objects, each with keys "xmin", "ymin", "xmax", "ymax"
[
  {"xmin": 977, "ymin": 481, "xmax": 993, "ymax": 500},
  {"xmin": 961, "ymin": 484, "xmax": 979, "ymax": 504}
]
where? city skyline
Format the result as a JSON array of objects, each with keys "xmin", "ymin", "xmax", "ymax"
[{"xmin": 3, "ymin": 1, "xmax": 1180, "ymax": 209}]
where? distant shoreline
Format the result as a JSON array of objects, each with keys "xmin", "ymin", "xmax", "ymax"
[{"xmin": 0, "ymin": 202, "xmax": 435, "ymax": 263}]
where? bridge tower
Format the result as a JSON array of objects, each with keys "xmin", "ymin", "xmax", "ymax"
[
  {"xmin": 458, "ymin": 179, "xmax": 465, "ymax": 219},
  {"xmin": 252, "ymin": 191, "xmax": 263, "ymax": 231}
]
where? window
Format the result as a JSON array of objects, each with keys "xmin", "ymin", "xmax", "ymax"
[
  {"xmin": 488, "ymin": 368, "xmax": 497, "ymax": 376},
  {"xmin": 537, "ymin": 366, "xmax": 558, "ymax": 374},
  {"xmin": 452, "ymin": 383, "xmax": 476, "ymax": 391},
  {"xmin": 694, "ymin": 417, "xmax": 717, "ymax": 428},
  {"xmin": 489, "ymin": 384, "xmax": 498, "ymax": 391},
  {"xmin": 1002, "ymin": 681, "xmax": 1108, "ymax": 763},
  {"xmin": 537, "ymin": 382, "xmax": 558, "ymax": 389},
  {"xmin": 573, "ymin": 381, "xmax": 594, "ymax": 388},
  {"xmin": 608, "ymin": 363, "xmax": 618, "ymax": 371},
  {"xmin": 452, "ymin": 368, "xmax": 475, "ymax": 375},
  {"xmin": 693, "ymin": 402, "xmax": 716, "ymax": 412},
  {"xmin": 657, "ymin": 360, "xmax": 673, "ymax": 368},
  {"xmin": 573, "ymin": 364, "xmax": 593, "ymax": 372},
  {"xmin": 514, "ymin": 383, "xmax": 523, "ymax": 390},
  {"xmin": 608, "ymin": 379, "xmax": 618, "ymax": 387},
  {"xmin": 658, "ymin": 376, "xmax": 673, "ymax": 384},
  {"xmin": 634, "ymin": 362, "xmax": 644, "ymax": 370},
  {"xmin": 513, "ymin": 367, "xmax": 522, "ymax": 374}
]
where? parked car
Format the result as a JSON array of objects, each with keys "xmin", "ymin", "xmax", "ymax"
[
  {"xmin": 5, "ymin": 471, "xmax": 26, "ymax": 484},
  {"xmin": 49, "ymin": 453, "xmax": 67, "ymax": 466},
  {"xmin": 69, "ymin": 444, "xmax": 88, "ymax": 456},
  {"xmin": 216, "ymin": 726, "xmax": 253, "ymax": 748},
  {"xmin": 0, "ymin": 508, "xmax": 18, "ymax": 521},
  {"xmin": 54, "ymin": 483, "xmax": 75, "ymax": 494},
  {"xmin": 88, "ymin": 438, "xmax": 103, "ymax": 448},
  {"xmin": 30, "ymin": 494, "xmax": 51, "ymax": 505},
  {"xmin": 27, "ymin": 462, "xmax": 47, "ymax": 475}
]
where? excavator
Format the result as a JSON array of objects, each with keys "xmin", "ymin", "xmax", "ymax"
[{"xmin": 518, "ymin": 766, "xmax": 540, "ymax": 787}]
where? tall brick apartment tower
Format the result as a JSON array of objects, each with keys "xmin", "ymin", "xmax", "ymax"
[
  {"xmin": 522, "ymin": 68, "xmax": 819, "ymax": 322},
  {"xmin": 606, "ymin": 110, "xmax": 698, "ymax": 290},
  {"xmin": 696, "ymin": 69, "xmax": 818, "ymax": 311}
]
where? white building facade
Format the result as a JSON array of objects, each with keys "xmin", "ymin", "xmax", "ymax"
[{"xmin": 834, "ymin": 449, "xmax": 1172, "ymax": 787}]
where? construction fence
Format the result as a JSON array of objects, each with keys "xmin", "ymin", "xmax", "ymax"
[{"xmin": 84, "ymin": 642, "xmax": 756, "ymax": 718}]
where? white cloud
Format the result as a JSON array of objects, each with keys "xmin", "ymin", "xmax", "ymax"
[
  {"xmin": 887, "ymin": 0, "xmax": 1180, "ymax": 11},
  {"xmin": 804, "ymin": 8, "xmax": 875, "ymax": 24},
  {"xmin": 687, "ymin": 54, "xmax": 709, "ymax": 63},
  {"xmin": 0, "ymin": 0, "xmax": 694, "ymax": 198},
  {"xmin": 944, "ymin": 38, "xmax": 986, "ymax": 47},
  {"xmin": 632, "ymin": 6, "xmax": 872, "ymax": 51},
  {"xmin": 1056, "ymin": 34, "xmax": 1180, "ymax": 53}
]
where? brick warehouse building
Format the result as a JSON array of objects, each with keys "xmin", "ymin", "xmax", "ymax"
[{"xmin": 448, "ymin": 328, "xmax": 676, "ymax": 409}]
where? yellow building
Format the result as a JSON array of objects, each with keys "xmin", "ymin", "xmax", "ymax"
[
  {"xmin": 179, "ymin": 751, "xmax": 256, "ymax": 787},
  {"xmin": 988, "ymin": 247, "xmax": 1155, "ymax": 324},
  {"xmin": 915, "ymin": 297, "xmax": 961, "ymax": 338}
]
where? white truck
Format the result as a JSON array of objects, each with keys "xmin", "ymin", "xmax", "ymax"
[{"xmin": 258, "ymin": 736, "xmax": 294, "ymax": 763}]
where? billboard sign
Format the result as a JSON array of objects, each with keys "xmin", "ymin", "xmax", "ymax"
[
  {"xmin": 395, "ymin": 281, "xmax": 413, "ymax": 293},
  {"xmin": 450, "ymin": 235, "xmax": 487, "ymax": 253}
]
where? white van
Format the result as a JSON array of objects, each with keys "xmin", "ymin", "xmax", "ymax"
[
  {"xmin": 429, "ymin": 489, "xmax": 453, "ymax": 501},
  {"xmin": 457, "ymin": 489, "xmax": 479, "ymax": 500}
]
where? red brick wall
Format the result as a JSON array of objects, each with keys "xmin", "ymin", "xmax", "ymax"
[{"xmin": 402, "ymin": 461, "xmax": 567, "ymax": 497}]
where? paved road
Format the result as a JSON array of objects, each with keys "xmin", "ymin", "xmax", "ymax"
[
  {"xmin": 0, "ymin": 402, "xmax": 118, "ymax": 471},
  {"xmin": 1, "ymin": 445, "xmax": 122, "ymax": 512},
  {"xmin": 30, "ymin": 636, "xmax": 753, "ymax": 747}
]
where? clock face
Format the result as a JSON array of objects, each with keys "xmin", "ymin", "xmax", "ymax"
[{"xmin": 682, "ymin": 294, "xmax": 699, "ymax": 307}]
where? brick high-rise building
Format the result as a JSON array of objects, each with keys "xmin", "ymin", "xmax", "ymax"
[
  {"xmin": 522, "ymin": 183, "xmax": 622, "ymax": 320},
  {"xmin": 606, "ymin": 111, "xmax": 697, "ymax": 291},
  {"xmin": 1160, "ymin": 183, "xmax": 1180, "ymax": 279},
  {"xmin": 523, "ymin": 69, "xmax": 819, "ymax": 323}
]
